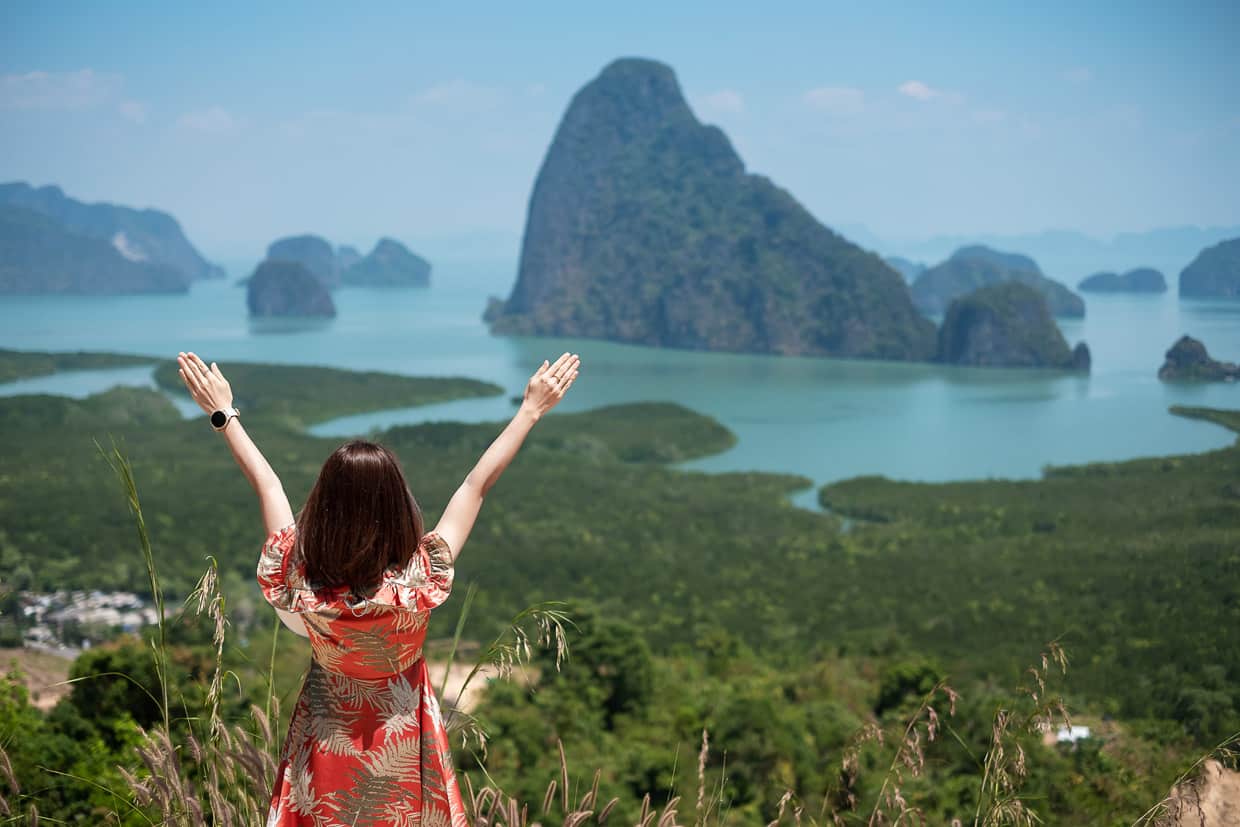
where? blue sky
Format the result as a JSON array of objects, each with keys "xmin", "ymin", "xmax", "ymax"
[{"xmin": 2, "ymin": 1, "xmax": 1237, "ymax": 262}]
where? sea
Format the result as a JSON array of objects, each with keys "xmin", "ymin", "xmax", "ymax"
[{"xmin": 2, "ymin": 265, "xmax": 1238, "ymax": 509}]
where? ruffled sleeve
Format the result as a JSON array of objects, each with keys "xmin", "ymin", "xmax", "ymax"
[
  {"xmin": 384, "ymin": 531, "xmax": 455, "ymax": 611},
  {"xmin": 256, "ymin": 523, "xmax": 309, "ymax": 611}
]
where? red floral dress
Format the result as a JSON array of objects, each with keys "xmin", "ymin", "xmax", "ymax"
[{"xmin": 258, "ymin": 524, "xmax": 470, "ymax": 827}]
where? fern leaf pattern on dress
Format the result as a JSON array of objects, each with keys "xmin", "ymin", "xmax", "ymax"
[{"xmin": 258, "ymin": 525, "xmax": 467, "ymax": 827}]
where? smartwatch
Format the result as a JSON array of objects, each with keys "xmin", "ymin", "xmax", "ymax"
[{"xmin": 210, "ymin": 406, "xmax": 241, "ymax": 431}]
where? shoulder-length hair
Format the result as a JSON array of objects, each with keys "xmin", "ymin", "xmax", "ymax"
[{"xmin": 297, "ymin": 440, "xmax": 423, "ymax": 594}]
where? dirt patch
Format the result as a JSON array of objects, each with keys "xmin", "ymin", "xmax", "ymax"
[
  {"xmin": 1166, "ymin": 759, "xmax": 1240, "ymax": 826},
  {"xmin": 0, "ymin": 647, "xmax": 74, "ymax": 711}
]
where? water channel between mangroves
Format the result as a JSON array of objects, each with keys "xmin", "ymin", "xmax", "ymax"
[{"xmin": 3, "ymin": 270, "xmax": 1238, "ymax": 510}]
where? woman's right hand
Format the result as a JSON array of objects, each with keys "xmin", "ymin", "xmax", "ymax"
[
  {"xmin": 522, "ymin": 352, "xmax": 580, "ymax": 419},
  {"xmin": 177, "ymin": 351, "xmax": 234, "ymax": 415}
]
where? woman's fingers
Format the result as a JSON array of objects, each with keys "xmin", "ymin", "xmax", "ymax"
[
  {"xmin": 190, "ymin": 352, "xmax": 212, "ymax": 383},
  {"xmin": 552, "ymin": 354, "xmax": 578, "ymax": 380},
  {"xmin": 179, "ymin": 367, "xmax": 202, "ymax": 399}
]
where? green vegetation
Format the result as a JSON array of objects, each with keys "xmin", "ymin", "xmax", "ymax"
[
  {"xmin": 1, "ymin": 353, "xmax": 1238, "ymax": 823},
  {"xmin": 0, "ymin": 205, "xmax": 189, "ymax": 294},
  {"xmin": 0, "ymin": 180, "xmax": 221, "ymax": 284},
  {"xmin": 1179, "ymin": 236, "xmax": 1240, "ymax": 298},
  {"xmin": 912, "ymin": 245, "xmax": 1085, "ymax": 318},
  {"xmin": 490, "ymin": 58, "xmax": 937, "ymax": 361},
  {"xmin": 936, "ymin": 281, "xmax": 1080, "ymax": 368},
  {"xmin": 151, "ymin": 359, "xmax": 501, "ymax": 427},
  {"xmin": 0, "ymin": 347, "xmax": 156, "ymax": 383}
]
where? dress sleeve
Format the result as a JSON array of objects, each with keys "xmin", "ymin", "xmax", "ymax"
[
  {"xmin": 385, "ymin": 531, "xmax": 455, "ymax": 611},
  {"xmin": 256, "ymin": 523, "xmax": 306, "ymax": 611}
]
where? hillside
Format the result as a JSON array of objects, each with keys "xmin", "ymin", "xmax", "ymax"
[
  {"xmin": 0, "ymin": 205, "xmax": 190, "ymax": 294},
  {"xmin": 1078, "ymin": 267, "xmax": 1167, "ymax": 293},
  {"xmin": 488, "ymin": 58, "xmax": 936, "ymax": 361},
  {"xmin": 936, "ymin": 281, "xmax": 1087, "ymax": 369},
  {"xmin": 246, "ymin": 259, "xmax": 337, "ymax": 317},
  {"xmin": 1, "ymin": 353, "xmax": 1237, "ymax": 823},
  {"xmin": 341, "ymin": 238, "xmax": 431, "ymax": 286},
  {"xmin": 0, "ymin": 181, "xmax": 221, "ymax": 281},
  {"xmin": 911, "ymin": 245, "xmax": 1086, "ymax": 317},
  {"xmin": 1180, "ymin": 237, "xmax": 1240, "ymax": 298}
]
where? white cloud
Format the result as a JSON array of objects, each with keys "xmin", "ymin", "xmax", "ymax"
[
  {"xmin": 698, "ymin": 89, "xmax": 745, "ymax": 116},
  {"xmin": 118, "ymin": 100, "xmax": 147, "ymax": 124},
  {"xmin": 0, "ymin": 68, "xmax": 121, "ymax": 110},
  {"xmin": 898, "ymin": 80, "xmax": 941, "ymax": 101},
  {"xmin": 1062, "ymin": 67, "xmax": 1093, "ymax": 84},
  {"xmin": 176, "ymin": 106, "xmax": 241, "ymax": 135},
  {"xmin": 803, "ymin": 86, "xmax": 864, "ymax": 114}
]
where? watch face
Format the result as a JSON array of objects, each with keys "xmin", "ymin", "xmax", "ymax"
[{"xmin": 211, "ymin": 410, "xmax": 227, "ymax": 428}]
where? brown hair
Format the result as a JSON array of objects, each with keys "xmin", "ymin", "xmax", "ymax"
[{"xmin": 297, "ymin": 440, "xmax": 423, "ymax": 594}]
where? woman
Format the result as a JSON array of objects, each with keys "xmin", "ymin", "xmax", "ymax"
[{"xmin": 175, "ymin": 350, "xmax": 581, "ymax": 827}]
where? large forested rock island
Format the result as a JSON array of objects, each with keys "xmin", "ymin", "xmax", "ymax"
[
  {"xmin": 246, "ymin": 259, "xmax": 336, "ymax": 317},
  {"xmin": 912, "ymin": 245, "xmax": 1085, "ymax": 318},
  {"xmin": 1179, "ymin": 237, "xmax": 1240, "ymax": 298},
  {"xmin": 1158, "ymin": 335, "xmax": 1238, "ymax": 381},
  {"xmin": 1078, "ymin": 267, "xmax": 1166, "ymax": 293},
  {"xmin": 0, "ymin": 181, "xmax": 222, "ymax": 292},
  {"xmin": 936, "ymin": 281, "xmax": 1089, "ymax": 369},
  {"xmin": 341, "ymin": 238, "xmax": 431, "ymax": 286},
  {"xmin": 0, "ymin": 205, "xmax": 188, "ymax": 294},
  {"xmin": 487, "ymin": 58, "xmax": 936, "ymax": 361}
]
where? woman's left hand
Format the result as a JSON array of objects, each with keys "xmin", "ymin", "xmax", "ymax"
[{"xmin": 177, "ymin": 351, "xmax": 234, "ymax": 415}]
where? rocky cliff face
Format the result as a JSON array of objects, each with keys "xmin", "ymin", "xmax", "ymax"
[
  {"xmin": 341, "ymin": 238, "xmax": 430, "ymax": 286},
  {"xmin": 0, "ymin": 206, "xmax": 189, "ymax": 294},
  {"xmin": 1158, "ymin": 335, "xmax": 1238, "ymax": 381},
  {"xmin": 246, "ymin": 259, "xmax": 336, "ymax": 317},
  {"xmin": 267, "ymin": 235, "xmax": 339, "ymax": 286},
  {"xmin": 0, "ymin": 182, "xmax": 221, "ymax": 281},
  {"xmin": 1179, "ymin": 238, "xmax": 1240, "ymax": 298},
  {"xmin": 1078, "ymin": 267, "xmax": 1166, "ymax": 293},
  {"xmin": 912, "ymin": 245, "xmax": 1085, "ymax": 318},
  {"xmin": 488, "ymin": 58, "xmax": 936, "ymax": 361},
  {"xmin": 936, "ymin": 282, "xmax": 1087, "ymax": 369}
]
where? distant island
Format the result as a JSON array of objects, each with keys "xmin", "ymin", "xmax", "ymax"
[
  {"xmin": 267, "ymin": 234, "xmax": 340, "ymax": 286},
  {"xmin": 936, "ymin": 282, "xmax": 1089, "ymax": 370},
  {"xmin": 336, "ymin": 244, "xmax": 362, "ymax": 272},
  {"xmin": 911, "ymin": 245, "xmax": 1085, "ymax": 318},
  {"xmin": 1179, "ymin": 237, "xmax": 1240, "ymax": 298},
  {"xmin": 1158, "ymin": 335, "xmax": 1238, "ymax": 381},
  {"xmin": 884, "ymin": 256, "xmax": 926, "ymax": 284},
  {"xmin": 0, "ymin": 181, "xmax": 222, "ymax": 294},
  {"xmin": 1, "ymin": 205, "xmax": 189, "ymax": 294},
  {"xmin": 264, "ymin": 235, "xmax": 431, "ymax": 288},
  {"xmin": 867, "ymin": 225, "xmax": 1240, "ymax": 286},
  {"xmin": 246, "ymin": 259, "xmax": 336, "ymax": 318},
  {"xmin": 1078, "ymin": 267, "xmax": 1166, "ymax": 293},
  {"xmin": 340, "ymin": 238, "xmax": 430, "ymax": 287},
  {"xmin": 487, "ymin": 58, "xmax": 936, "ymax": 361}
]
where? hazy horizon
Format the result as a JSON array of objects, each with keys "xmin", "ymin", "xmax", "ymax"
[{"xmin": 3, "ymin": 1, "xmax": 1238, "ymax": 264}]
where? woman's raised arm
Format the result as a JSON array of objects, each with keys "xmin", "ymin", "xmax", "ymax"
[
  {"xmin": 433, "ymin": 352, "xmax": 580, "ymax": 562},
  {"xmin": 177, "ymin": 352, "xmax": 294, "ymax": 535}
]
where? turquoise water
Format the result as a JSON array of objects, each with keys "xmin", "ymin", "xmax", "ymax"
[{"xmin": 2, "ymin": 270, "xmax": 1238, "ymax": 506}]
